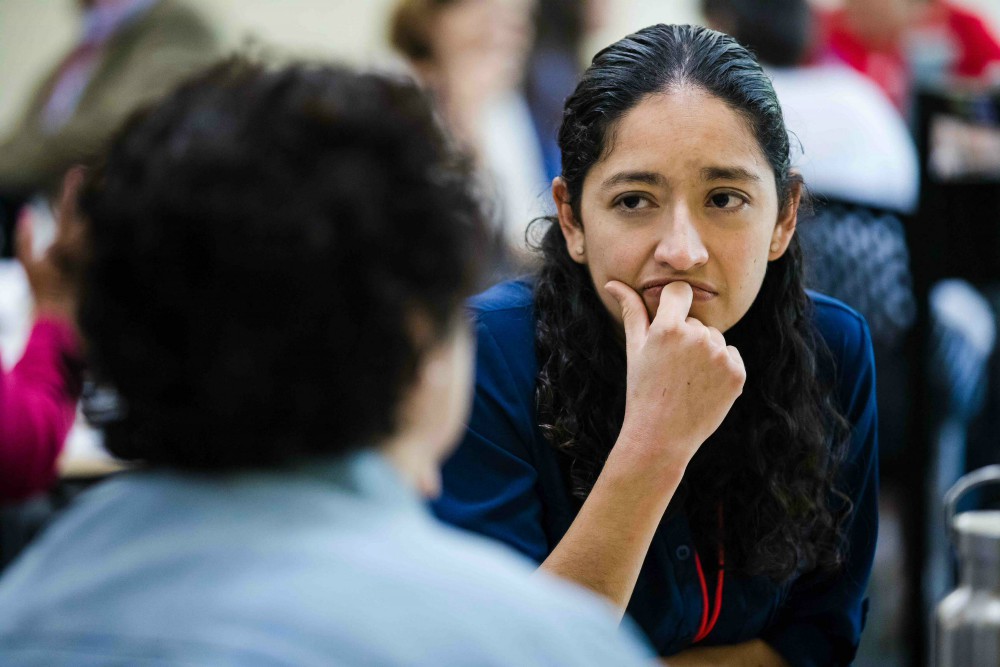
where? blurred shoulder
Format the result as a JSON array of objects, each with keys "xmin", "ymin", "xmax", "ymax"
[
  {"xmin": 807, "ymin": 291, "xmax": 875, "ymax": 395},
  {"xmin": 467, "ymin": 279, "xmax": 537, "ymax": 354},
  {"xmin": 469, "ymin": 278, "xmax": 535, "ymax": 317},
  {"xmin": 809, "ymin": 291, "xmax": 868, "ymax": 341},
  {"xmin": 408, "ymin": 520, "xmax": 655, "ymax": 664}
]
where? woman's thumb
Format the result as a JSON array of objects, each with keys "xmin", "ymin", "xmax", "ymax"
[{"xmin": 605, "ymin": 280, "xmax": 649, "ymax": 345}]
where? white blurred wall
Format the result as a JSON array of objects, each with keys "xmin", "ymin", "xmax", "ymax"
[
  {"xmin": 1, "ymin": 0, "xmax": 998, "ymax": 137},
  {"xmin": 0, "ymin": 1, "xmax": 78, "ymax": 137}
]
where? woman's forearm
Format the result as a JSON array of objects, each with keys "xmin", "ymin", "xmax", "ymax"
[
  {"xmin": 661, "ymin": 639, "xmax": 790, "ymax": 667},
  {"xmin": 538, "ymin": 437, "xmax": 686, "ymax": 617}
]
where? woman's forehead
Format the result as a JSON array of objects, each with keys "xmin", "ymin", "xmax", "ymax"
[{"xmin": 593, "ymin": 87, "xmax": 772, "ymax": 184}]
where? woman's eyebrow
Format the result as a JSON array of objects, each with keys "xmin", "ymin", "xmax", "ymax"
[
  {"xmin": 701, "ymin": 165, "xmax": 762, "ymax": 183},
  {"xmin": 600, "ymin": 170, "xmax": 667, "ymax": 189}
]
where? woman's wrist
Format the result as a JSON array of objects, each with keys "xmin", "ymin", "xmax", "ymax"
[
  {"xmin": 610, "ymin": 426, "xmax": 690, "ymax": 489},
  {"xmin": 602, "ymin": 435, "xmax": 688, "ymax": 511}
]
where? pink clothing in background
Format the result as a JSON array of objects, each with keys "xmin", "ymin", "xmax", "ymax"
[
  {"xmin": 817, "ymin": 2, "xmax": 1000, "ymax": 114},
  {"xmin": 0, "ymin": 318, "xmax": 83, "ymax": 502}
]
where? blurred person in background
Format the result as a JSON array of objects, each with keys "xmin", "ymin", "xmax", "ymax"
[
  {"xmin": 0, "ymin": 59, "xmax": 657, "ymax": 666},
  {"xmin": 434, "ymin": 24, "xmax": 878, "ymax": 666},
  {"xmin": 904, "ymin": 0, "xmax": 1000, "ymax": 87},
  {"xmin": 523, "ymin": 0, "xmax": 609, "ymax": 183},
  {"xmin": 389, "ymin": 0, "xmax": 548, "ymax": 264},
  {"xmin": 815, "ymin": 0, "xmax": 913, "ymax": 112},
  {"xmin": 0, "ymin": 0, "xmax": 218, "ymax": 258},
  {"xmin": 0, "ymin": 170, "xmax": 85, "ymax": 504},
  {"xmin": 816, "ymin": 0, "xmax": 1000, "ymax": 114}
]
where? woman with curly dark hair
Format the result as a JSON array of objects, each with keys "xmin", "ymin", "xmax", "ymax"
[{"xmin": 434, "ymin": 23, "xmax": 878, "ymax": 666}]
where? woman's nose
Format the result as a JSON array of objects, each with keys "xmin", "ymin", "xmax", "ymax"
[{"xmin": 652, "ymin": 208, "xmax": 709, "ymax": 271}]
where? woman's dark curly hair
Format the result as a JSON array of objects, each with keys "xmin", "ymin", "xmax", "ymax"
[
  {"xmin": 78, "ymin": 59, "xmax": 486, "ymax": 470},
  {"xmin": 533, "ymin": 24, "xmax": 852, "ymax": 581}
]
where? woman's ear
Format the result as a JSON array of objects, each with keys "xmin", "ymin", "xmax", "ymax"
[
  {"xmin": 552, "ymin": 177, "xmax": 586, "ymax": 265},
  {"xmin": 768, "ymin": 179, "xmax": 802, "ymax": 261}
]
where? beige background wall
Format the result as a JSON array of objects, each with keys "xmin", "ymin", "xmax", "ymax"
[
  {"xmin": 1, "ymin": 0, "xmax": 998, "ymax": 136},
  {"xmin": 2, "ymin": 0, "xmax": 699, "ymax": 135}
]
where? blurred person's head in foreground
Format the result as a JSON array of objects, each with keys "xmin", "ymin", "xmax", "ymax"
[
  {"xmin": 0, "ymin": 59, "xmax": 661, "ymax": 667},
  {"xmin": 78, "ymin": 58, "xmax": 486, "ymax": 494},
  {"xmin": 701, "ymin": 0, "xmax": 815, "ymax": 67}
]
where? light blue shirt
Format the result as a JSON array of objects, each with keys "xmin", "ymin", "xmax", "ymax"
[{"xmin": 0, "ymin": 451, "xmax": 654, "ymax": 666}]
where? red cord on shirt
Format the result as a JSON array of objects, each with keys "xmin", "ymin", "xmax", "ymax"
[{"xmin": 692, "ymin": 505, "xmax": 725, "ymax": 644}]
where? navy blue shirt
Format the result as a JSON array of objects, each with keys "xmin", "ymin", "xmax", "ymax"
[{"xmin": 433, "ymin": 279, "xmax": 879, "ymax": 666}]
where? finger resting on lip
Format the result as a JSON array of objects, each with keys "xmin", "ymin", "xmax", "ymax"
[
  {"xmin": 663, "ymin": 280, "xmax": 694, "ymax": 299},
  {"xmin": 653, "ymin": 281, "xmax": 694, "ymax": 325}
]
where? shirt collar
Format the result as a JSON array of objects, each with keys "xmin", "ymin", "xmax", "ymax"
[{"xmin": 291, "ymin": 449, "xmax": 427, "ymax": 512}]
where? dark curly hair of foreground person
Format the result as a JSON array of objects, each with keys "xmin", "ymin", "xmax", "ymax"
[{"xmin": 77, "ymin": 59, "xmax": 487, "ymax": 470}]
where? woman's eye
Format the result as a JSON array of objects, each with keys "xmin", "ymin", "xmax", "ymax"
[
  {"xmin": 709, "ymin": 192, "xmax": 745, "ymax": 209},
  {"xmin": 617, "ymin": 195, "xmax": 648, "ymax": 211}
]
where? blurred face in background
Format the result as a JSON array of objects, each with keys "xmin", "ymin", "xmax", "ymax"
[
  {"xmin": 843, "ymin": 0, "xmax": 915, "ymax": 45},
  {"xmin": 429, "ymin": 0, "xmax": 536, "ymax": 91},
  {"xmin": 584, "ymin": 0, "xmax": 612, "ymax": 33}
]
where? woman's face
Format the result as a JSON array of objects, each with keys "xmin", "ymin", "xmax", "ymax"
[{"xmin": 555, "ymin": 86, "xmax": 799, "ymax": 333}]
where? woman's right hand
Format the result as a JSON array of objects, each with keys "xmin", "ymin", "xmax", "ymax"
[
  {"xmin": 538, "ymin": 280, "xmax": 745, "ymax": 612},
  {"xmin": 605, "ymin": 279, "xmax": 745, "ymax": 478}
]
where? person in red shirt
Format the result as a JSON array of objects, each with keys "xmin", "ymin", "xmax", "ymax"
[
  {"xmin": 817, "ymin": 0, "xmax": 916, "ymax": 111},
  {"xmin": 817, "ymin": 0, "xmax": 1000, "ymax": 112},
  {"xmin": 909, "ymin": 0, "xmax": 1000, "ymax": 80}
]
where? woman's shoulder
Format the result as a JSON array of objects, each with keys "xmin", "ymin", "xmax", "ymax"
[
  {"xmin": 469, "ymin": 278, "xmax": 535, "ymax": 316},
  {"xmin": 807, "ymin": 291, "xmax": 876, "ymax": 416},
  {"xmin": 807, "ymin": 291, "xmax": 872, "ymax": 354},
  {"xmin": 468, "ymin": 278, "xmax": 538, "ymax": 349}
]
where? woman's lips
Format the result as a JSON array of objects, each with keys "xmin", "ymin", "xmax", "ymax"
[{"xmin": 643, "ymin": 282, "xmax": 717, "ymax": 302}]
